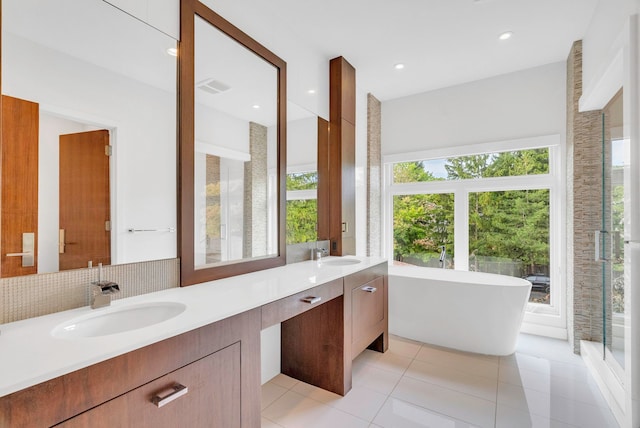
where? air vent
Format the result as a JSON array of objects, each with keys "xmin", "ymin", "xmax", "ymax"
[{"xmin": 197, "ymin": 78, "xmax": 231, "ymax": 95}]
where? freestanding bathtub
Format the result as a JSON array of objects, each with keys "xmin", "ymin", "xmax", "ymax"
[{"xmin": 388, "ymin": 265, "xmax": 531, "ymax": 356}]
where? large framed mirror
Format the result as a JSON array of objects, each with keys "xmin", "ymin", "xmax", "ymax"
[
  {"xmin": 1, "ymin": 0, "xmax": 178, "ymax": 278},
  {"xmin": 179, "ymin": 0, "xmax": 286, "ymax": 285}
]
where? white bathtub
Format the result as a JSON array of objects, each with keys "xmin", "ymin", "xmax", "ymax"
[{"xmin": 389, "ymin": 265, "xmax": 531, "ymax": 356}]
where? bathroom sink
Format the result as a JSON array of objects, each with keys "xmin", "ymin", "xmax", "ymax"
[
  {"xmin": 52, "ymin": 302, "xmax": 186, "ymax": 339},
  {"xmin": 323, "ymin": 258, "xmax": 361, "ymax": 266}
]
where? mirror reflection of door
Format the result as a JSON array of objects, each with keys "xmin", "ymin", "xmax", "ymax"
[
  {"xmin": 1, "ymin": 95, "xmax": 39, "ymax": 277},
  {"xmin": 59, "ymin": 130, "xmax": 111, "ymax": 270}
]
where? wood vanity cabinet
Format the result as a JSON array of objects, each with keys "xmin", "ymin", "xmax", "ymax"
[
  {"xmin": 0, "ymin": 309, "xmax": 261, "ymax": 428},
  {"xmin": 346, "ymin": 263, "xmax": 388, "ymax": 358},
  {"xmin": 280, "ymin": 262, "xmax": 388, "ymax": 396}
]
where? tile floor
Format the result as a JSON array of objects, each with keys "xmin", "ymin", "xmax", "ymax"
[{"xmin": 260, "ymin": 334, "xmax": 619, "ymax": 428}]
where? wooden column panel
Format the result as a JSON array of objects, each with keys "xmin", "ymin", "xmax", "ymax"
[
  {"xmin": 318, "ymin": 57, "xmax": 356, "ymax": 255},
  {"xmin": 317, "ymin": 117, "xmax": 330, "ymax": 240}
]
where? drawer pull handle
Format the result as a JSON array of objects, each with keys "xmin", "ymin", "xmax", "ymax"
[
  {"xmin": 301, "ymin": 296, "xmax": 322, "ymax": 304},
  {"xmin": 152, "ymin": 383, "xmax": 188, "ymax": 408},
  {"xmin": 362, "ymin": 286, "xmax": 377, "ymax": 293}
]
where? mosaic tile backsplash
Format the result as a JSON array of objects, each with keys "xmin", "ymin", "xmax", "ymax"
[{"xmin": 0, "ymin": 258, "xmax": 179, "ymax": 324}]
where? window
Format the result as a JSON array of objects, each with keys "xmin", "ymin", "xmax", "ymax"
[
  {"xmin": 286, "ymin": 171, "xmax": 318, "ymax": 244},
  {"xmin": 385, "ymin": 136, "xmax": 562, "ymax": 323}
]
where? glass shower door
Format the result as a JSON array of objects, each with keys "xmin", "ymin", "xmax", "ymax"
[{"xmin": 601, "ymin": 89, "xmax": 625, "ymax": 372}]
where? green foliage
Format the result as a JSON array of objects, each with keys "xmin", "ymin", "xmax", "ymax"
[
  {"xmin": 393, "ymin": 151, "xmax": 550, "ymax": 272},
  {"xmin": 287, "ymin": 172, "xmax": 318, "ymax": 190},
  {"xmin": 393, "ymin": 193, "xmax": 454, "ymax": 261},
  {"xmin": 469, "ymin": 189, "xmax": 549, "ymax": 271},
  {"xmin": 393, "ymin": 161, "xmax": 438, "ymax": 183},
  {"xmin": 286, "ymin": 199, "xmax": 317, "ymax": 244}
]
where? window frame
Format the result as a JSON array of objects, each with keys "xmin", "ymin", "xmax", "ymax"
[{"xmin": 383, "ymin": 135, "xmax": 566, "ymax": 336}]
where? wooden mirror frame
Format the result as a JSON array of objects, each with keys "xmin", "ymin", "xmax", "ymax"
[{"xmin": 179, "ymin": 0, "xmax": 287, "ymax": 286}]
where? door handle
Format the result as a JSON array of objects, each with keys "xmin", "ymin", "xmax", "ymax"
[
  {"xmin": 6, "ymin": 233, "xmax": 35, "ymax": 267},
  {"xmin": 59, "ymin": 229, "xmax": 65, "ymax": 254}
]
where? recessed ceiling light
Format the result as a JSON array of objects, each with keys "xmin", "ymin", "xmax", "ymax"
[
  {"xmin": 394, "ymin": 63, "xmax": 405, "ymax": 70},
  {"xmin": 166, "ymin": 47, "xmax": 178, "ymax": 57},
  {"xmin": 498, "ymin": 31, "xmax": 513, "ymax": 41},
  {"xmin": 307, "ymin": 89, "xmax": 316, "ymax": 94},
  {"xmin": 252, "ymin": 104, "xmax": 261, "ymax": 109}
]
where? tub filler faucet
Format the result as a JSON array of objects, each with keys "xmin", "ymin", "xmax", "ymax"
[
  {"xmin": 439, "ymin": 246, "xmax": 446, "ymax": 269},
  {"xmin": 91, "ymin": 263, "xmax": 120, "ymax": 309}
]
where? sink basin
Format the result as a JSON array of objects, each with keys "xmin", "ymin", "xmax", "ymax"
[
  {"xmin": 323, "ymin": 258, "xmax": 361, "ymax": 266},
  {"xmin": 52, "ymin": 302, "xmax": 186, "ymax": 339}
]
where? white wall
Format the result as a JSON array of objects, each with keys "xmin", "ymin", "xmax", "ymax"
[
  {"xmin": 381, "ymin": 62, "xmax": 567, "ymax": 155},
  {"xmin": 581, "ymin": 0, "xmax": 638, "ymax": 107},
  {"xmin": 287, "ymin": 117, "xmax": 318, "ymax": 169},
  {"xmin": 103, "ymin": 0, "xmax": 179, "ymax": 39},
  {"xmin": 200, "ymin": 0, "xmax": 330, "ymax": 120},
  {"xmin": 4, "ymin": 33, "xmax": 177, "ymax": 265}
]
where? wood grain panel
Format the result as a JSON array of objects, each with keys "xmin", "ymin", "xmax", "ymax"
[
  {"xmin": 281, "ymin": 296, "xmax": 350, "ymax": 395},
  {"xmin": 0, "ymin": 309, "xmax": 261, "ymax": 428},
  {"xmin": 1, "ymin": 95, "xmax": 39, "ymax": 277},
  {"xmin": 351, "ymin": 276, "xmax": 384, "ymax": 341},
  {"xmin": 58, "ymin": 343, "xmax": 241, "ymax": 428},
  {"xmin": 316, "ymin": 117, "xmax": 330, "ymax": 240},
  {"xmin": 261, "ymin": 278, "xmax": 343, "ymax": 328}
]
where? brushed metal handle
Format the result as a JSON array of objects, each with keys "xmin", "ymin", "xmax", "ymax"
[
  {"xmin": 152, "ymin": 383, "xmax": 188, "ymax": 408},
  {"xmin": 595, "ymin": 230, "xmax": 608, "ymax": 262},
  {"xmin": 361, "ymin": 286, "xmax": 377, "ymax": 293},
  {"xmin": 301, "ymin": 296, "xmax": 322, "ymax": 304},
  {"xmin": 6, "ymin": 252, "xmax": 32, "ymax": 257}
]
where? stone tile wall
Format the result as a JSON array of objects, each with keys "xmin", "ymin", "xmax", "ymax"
[
  {"xmin": 567, "ymin": 40, "xmax": 605, "ymax": 353},
  {"xmin": 367, "ymin": 94, "xmax": 382, "ymax": 257}
]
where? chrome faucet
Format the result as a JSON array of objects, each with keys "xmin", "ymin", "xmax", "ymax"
[
  {"xmin": 311, "ymin": 246, "xmax": 328, "ymax": 262},
  {"xmin": 439, "ymin": 246, "xmax": 447, "ymax": 269},
  {"xmin": 91, "ymin": 263, "xmax": 120, "ymax": 309}
]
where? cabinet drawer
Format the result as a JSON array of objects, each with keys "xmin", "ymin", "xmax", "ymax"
[
  {"xmin": 262, "ymin": 278, "xmax": 343, "ymax": 328},
  {"xmin": 57, "ymin": 342, "xmax": 241, "ymax": 428},
  {"xmin": 352, "ymin": 276, "xmax": 384, "ymax": 343}
]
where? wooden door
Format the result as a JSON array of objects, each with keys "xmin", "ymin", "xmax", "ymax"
[
  {"xmin": 59, "ymin": 130, "xmax": 110, "ymax": 270},
  {"xmin": 1, "ymin": 95, "xmax": 39, "ymax": 277}
]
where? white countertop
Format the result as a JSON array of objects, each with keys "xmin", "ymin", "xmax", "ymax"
[{"xmin": 0, "ymin": 256, "xmax": 386, "ymax": 398}]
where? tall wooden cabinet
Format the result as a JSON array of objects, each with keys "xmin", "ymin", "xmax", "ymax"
[{"xmin": 318, "ymin": 57, "xmax": 356, "ymax": 256}]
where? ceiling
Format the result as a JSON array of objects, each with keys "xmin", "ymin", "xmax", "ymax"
[{"xmin": 239, "ymin": 0, "xmax": 599, "ymax": 101}]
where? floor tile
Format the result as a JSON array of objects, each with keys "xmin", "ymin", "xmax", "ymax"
[
  {"xmin": 415, "ymin": 346, "xmax": 499, "ymax": 380},
  {"xmin": 262, "ymin": 390, "xmax": 370, "ymax": 428},
  {"xmin": 262, "ymin": 382, "xmax": 289, "ymax": 410},
  {"xmin": 391, "ymin": 376, "xmax": 495, "ymax": 428},
  {"xmin": 261, "ymin": 417, "xmax": 284, "ymax": 428},
  {"xmin": 496, "ymin": 382, "xmax": 618, "ymax": 427},
  {"xmin": 495, "ymin": 403, "xmax": 579, "ymax": 428},
  {"xmin": 355, "ymin": 349, "xmax": 413, "ymax": 375},
  {"xmin": 373, "ymin": 397, "xmax": 482, "ymax": 427},
  {"xmin": 352, "ymin": 360, "xmax": 404, "ymax": 395},
  {"xmin": 268, "ymin": 373, "xmax": 299, "ymax": 390},
  {"xmin": 405, "ymin": 359, "xmax": 498, "ymax": 401},
  {"xmin": 261, "ymin": 334, "xmax": 619, "ymax": 428},
  {"xmin": 389, "ymin": 335, "xmax": 423, "ymax": 359}
]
